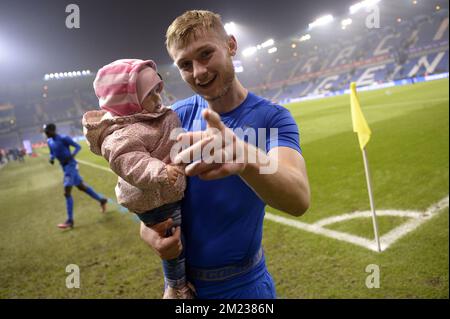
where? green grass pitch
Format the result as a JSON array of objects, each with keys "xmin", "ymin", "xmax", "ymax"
[{"xmin": 0, "ymin": 79, "xmax": 448, "ymax": 298}]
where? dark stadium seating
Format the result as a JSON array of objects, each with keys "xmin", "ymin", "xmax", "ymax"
[{"xmin": 0, "ymin": 6, "xmax": 448, "ymax": 149}]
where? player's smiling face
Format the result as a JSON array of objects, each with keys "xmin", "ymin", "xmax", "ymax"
[{"xmin": 170, "ymin": 30, "xmax": 237, "ymax": 102}]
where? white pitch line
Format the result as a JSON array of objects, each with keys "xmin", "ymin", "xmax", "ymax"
[
  {"xmin": 380, "ymin": 196, "xmax": 449, "ymax": 250},
  {"xmin": 77, "ymin": 157, "xmax": 449, "ymax": 253},
  {"xmin": 266, "ymin": 196, "xmax": 449, "ymax": 252},
  {"xmin": 314, "ymin": 210, "xmax": 423, "ymax": 227},
  {"xmin": 77, "ymin": 159, "xmax": 114, "ymax": 173},
  {"xmin": 264, "ymin": 212, "xmax": 379, "ymax": 251},
  {"xmin": 424, "ymin": 196, "xmax": 449, "ymax": 216},
  {"xmin": 368, "ymin": 97, "xmax": 449, "ymax": 109}
]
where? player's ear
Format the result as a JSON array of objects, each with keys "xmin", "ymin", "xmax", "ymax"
[{"xmin": 227, "ymin": 35, "xmax": 237, "ymax": 57}]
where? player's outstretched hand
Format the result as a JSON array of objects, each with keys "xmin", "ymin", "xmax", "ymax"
[{"xmin": 174, "ymin": 109, "xmax": 247, "ymax": 180}]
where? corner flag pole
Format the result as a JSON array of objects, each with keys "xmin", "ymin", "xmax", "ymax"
[
  {"xmin": 362, "ymin": 148, "xmax": 381, "ymax": 252},
  {"xmin": 350, "ymin": 82, "xmax": 381, "ymax": 252}
]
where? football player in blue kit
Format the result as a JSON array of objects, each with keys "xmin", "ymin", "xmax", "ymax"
[
  {"xmin": 44, "ymin": 123, "xmax": 107, "ymax": 229},
  {"xmin": 140, "ymin": 10, "xmax": 311, "ymax": 299}
]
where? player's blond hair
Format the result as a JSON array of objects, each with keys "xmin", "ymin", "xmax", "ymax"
[{"xmin": 166, "ymin": 10, "xmax": 228, "ymax": 51}]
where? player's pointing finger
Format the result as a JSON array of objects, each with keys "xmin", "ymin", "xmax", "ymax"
[{"xmin": 202, "ymin": 109, "xmax": 225, "ymax": 131}]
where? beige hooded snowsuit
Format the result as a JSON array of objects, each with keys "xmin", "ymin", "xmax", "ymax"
[{"xmin": 82, "ymin": 107, "xmax": 186, "ymax": 213}]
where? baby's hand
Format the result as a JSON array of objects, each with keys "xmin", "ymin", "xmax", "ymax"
[{"xmin": 166, "ymin": 164, "xmax": 184, "ymax": 185}]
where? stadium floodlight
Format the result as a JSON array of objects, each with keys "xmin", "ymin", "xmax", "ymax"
[
  {"xmin": 341, "ymin": 18, "xmax": 353, "ymax": 29},
  {"xmin": 268, "ymin": 47, "xmax": 278, "ymax": 54},
  {"xmin": 0, "ymin": 34, "xmax": 10, "ymax": 63},
  {"xmin": 308, "ymin": 15, "xmax": 334, "ymax": 30},
  {"xmin": 43, "ymin": 69, "xmax": 94, "ymax": 81},
  {"xmin": 349, "ymin": 0, "xmax": 381, "ymax": 15},
  {"xmin": 224, "ymin": 22, "xmax": 237, "ymax": 35},
  {"xmin": 233, "ymin": 60, "xmax": 244, "ymax": 73},
  {"xmin": 242, "ymin": 46, "xmax": 257, "ymax": 57},
  {"xmin": 242, "ymin": 39, "xmax": 276, "ymax": 57},
  {"xmin": 261, "ymin": 39, "xmax": 275, "ymax": 48},
  {"xmin": 299, "ymin": 34, "xmax": 311, "ymax": 42}
]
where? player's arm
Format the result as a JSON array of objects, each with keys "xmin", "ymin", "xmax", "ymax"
[
  {"xmin": 63, "ymin": 136, "xmax": 81, "ymax": 158},
  {"xmin": 239, "ymin": 108, "xmax": 310, "ymax": 216},
  {"xmin": 48, "ymin": 142, "xmax": 55, "ymax": 165},
  {"xmin": 239, "ymin": 146, "xmax": 310, "ymax": 217},
  {"xmin": 175, "ymin": 108, "xmax": 311, "ymax": 217}
]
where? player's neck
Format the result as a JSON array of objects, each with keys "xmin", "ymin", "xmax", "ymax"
[{"xmin": 207, "ymin": 78, "xmax": 248, "ymax": 114}]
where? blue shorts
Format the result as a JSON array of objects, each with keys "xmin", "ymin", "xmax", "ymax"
[
  {"xmin": 189, "ymin": 253, "xmax": 277, "ymax": 299},
  {"xmin": 63, "ymin": 162, "xmax": 83, "ymax": 187},
  {"xmin": 209, "ymin": 269, "xmax": 277, "ymax": 299}
]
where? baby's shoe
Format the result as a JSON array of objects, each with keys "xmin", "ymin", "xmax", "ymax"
[
  {"xmin": 163, "ymin": 283, "xmax": 196, "ymax": 299},
  {"xmin": 163, "ymin": 286, "xmax": 178, "ymax": 299}
]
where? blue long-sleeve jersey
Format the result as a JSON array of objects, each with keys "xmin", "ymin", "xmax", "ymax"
[
  {"xmin": 47, "ymin": 134, "xmax": 81, "ymax": 166},
  {"xmin": 172, "ymin": 92, "xmax": 301, "ymax": 269}
]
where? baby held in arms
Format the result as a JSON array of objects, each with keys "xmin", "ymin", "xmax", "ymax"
[{"xmin": 82, "ymin": 59, "xmax": 194, "ymax": 299}]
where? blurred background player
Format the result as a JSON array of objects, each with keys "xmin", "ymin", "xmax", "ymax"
[{"xmin": 43, "ymin": 123, "xmax": 107, "ymax": 229}]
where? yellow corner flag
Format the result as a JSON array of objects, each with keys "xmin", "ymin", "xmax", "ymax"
[{"xmin": 350, "ymin": 82, "xmax": 372, "ymax": 150}]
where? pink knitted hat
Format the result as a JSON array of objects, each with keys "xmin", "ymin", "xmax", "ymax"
[{"xmin": 93, "ymin": 59, "xmax": 163, "ymax": 116}]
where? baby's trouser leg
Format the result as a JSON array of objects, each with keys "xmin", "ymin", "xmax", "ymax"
[
  {"xmin": 137, "ymin": 202, "xmax": 187, "ymax": 289},
  {"xmin": 162, "ymin": 206, "xmax": 186, "ymax": 288}
]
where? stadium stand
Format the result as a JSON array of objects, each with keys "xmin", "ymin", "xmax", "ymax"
[{"xmin": 0, "ymin": 4, "xmax": 448, "ymax": 149}]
